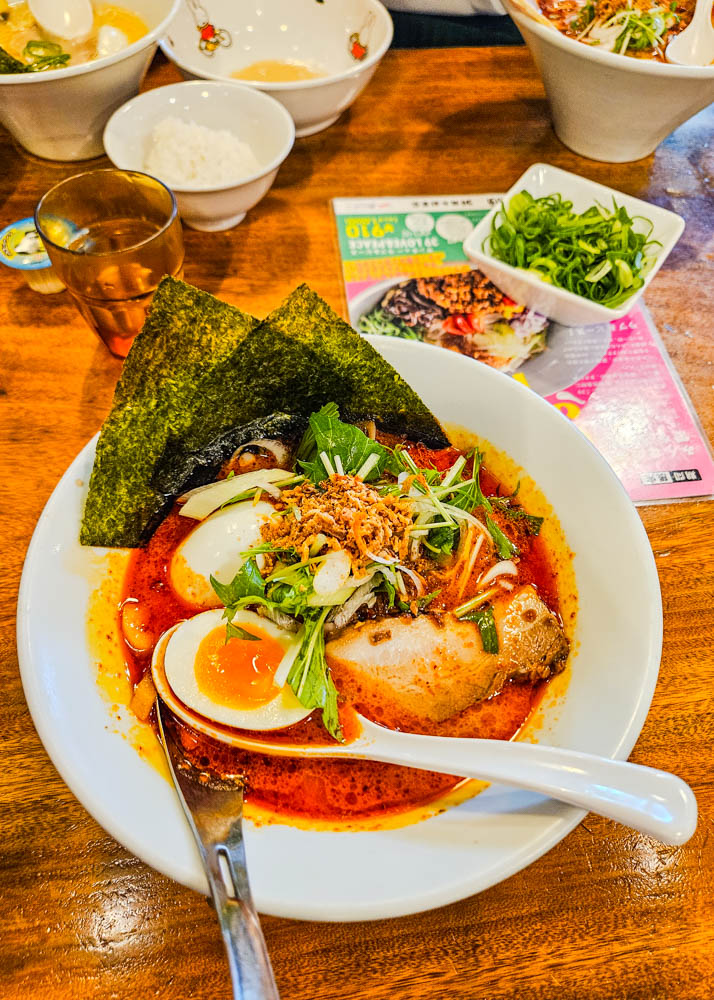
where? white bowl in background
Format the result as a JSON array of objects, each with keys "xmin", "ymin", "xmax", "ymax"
[
  {"xmin": 103, "ymin": 81, "xmax": 295, "ymax": 231},
  {"xmin": 0, "ymin": 0, "xmax": 181, "ymax": 161},
  {"xmin": 504, "ymin": 0, "xmax": 714, "ymax": 162},
  {"xmin": 463, "ymin": 163, "xmax": 685, "ymax": 327},
  {"xmin": 160, "ymin": 0, "xmax": 393, "ymax": 137}
]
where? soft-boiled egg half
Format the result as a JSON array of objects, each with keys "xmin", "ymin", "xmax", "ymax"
[
  {"xmin": 169, "ymin": 500, "xmax": 276, "ymax": 609},
  {"xmin": 152, "ymin": 608, "xmax": 311, "ymax": 731}
]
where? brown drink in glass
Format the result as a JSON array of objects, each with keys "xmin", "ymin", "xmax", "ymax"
[{"xmin": 35, "ymin": 170, "xmax": 184, "ymax": 358}]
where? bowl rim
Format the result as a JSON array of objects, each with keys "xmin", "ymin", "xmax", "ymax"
[
  {"xmin": 504, "ymin": 0, "xmax": 714, "ymax": 77},
  {"xmin": 159, "ymin": 0, "xmax": 394, "ymax": 91},
  {"xmin": 0, "ymin": 0, "xmax": 182, "ymax": 84},
  {"xmin": 463, "ymin": 161, "xmax": 685, "ymax": 320},
  {"xmin": 102, "ymin": 80, "xmax": 296, "ymax": 194}
]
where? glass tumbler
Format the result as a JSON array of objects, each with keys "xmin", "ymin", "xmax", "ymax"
[{"xmin": 35, "ymin": 169, "xmax": 184, "ymax": 358}]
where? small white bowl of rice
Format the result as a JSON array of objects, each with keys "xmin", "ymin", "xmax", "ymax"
[{"xmin": 103, "ymin": 81, "xmax": 295, "ymax": 231}]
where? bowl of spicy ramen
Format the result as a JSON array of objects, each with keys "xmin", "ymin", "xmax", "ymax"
[
  {"xmin": 504, "ymin": 0, "xmax": 714, "ymax": 161},
  {"xmin": 17, "ymin": 334, "xmax": 663, "ymax": 919}
]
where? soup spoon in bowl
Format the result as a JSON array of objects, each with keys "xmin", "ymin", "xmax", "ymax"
[
  {"xmin": 665, "ymin": 0, "xmax": 714, "ymax": 65},
  {"xmin": 152, "ymin": 632, "xmax": 698, "ymax": 847},
  {"xmin": 27, "ymin": 0, "xmax": 93, "ymax": 41}
]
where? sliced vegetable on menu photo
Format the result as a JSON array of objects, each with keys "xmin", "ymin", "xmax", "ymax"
[{"xmin": 333, "ymin": 193, "xmax": 714, "ymax": 504}]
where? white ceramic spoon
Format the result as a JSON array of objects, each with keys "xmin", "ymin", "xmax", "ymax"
[
  {"xmin": 152, "ymin": 635, "xmax": 698, "ymax": 847},
  {"xmin": 27, "ymin": 0, "xmax": 93, "ymax": 41},
  {"xmin": 666, "ymin": 0, "xmax": 714, "ymax": 65}
]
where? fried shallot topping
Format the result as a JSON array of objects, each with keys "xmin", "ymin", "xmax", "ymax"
[{"xmin": 260, "ymin": 474, "xmax": 414, "ymax": 574}]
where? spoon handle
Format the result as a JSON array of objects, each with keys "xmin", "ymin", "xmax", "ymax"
[
  {"xmin": 362, "ymin": 725, "xmax": 697, "ymax": 845},
  {"xmin": 158, "ymin": 703, "xmax": 280, "ymax": 1000}
]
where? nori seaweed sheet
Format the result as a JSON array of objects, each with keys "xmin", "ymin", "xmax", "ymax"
[
  {"xmin": 232, "ymin": 285, "xmax": 449, "ymax": 446},
  {"xmin": 80, "ymin": 277, "xmax": 259, "ymax": 547},
  {"xmin": 153, "ymin": 412, "xmax": 308, "ymax": 497},
  {"xmin": 81, "ymin": 279, "xmax": 448, "ymax": 548}
]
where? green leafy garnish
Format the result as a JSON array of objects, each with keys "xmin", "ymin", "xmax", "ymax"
[
  {"xmin": 471, "ymin": 451, "xmax": 520, "ymax": 559},
  {"xmin": 485, "ymin": 191, "xmax": 660, "ymax": 309},
  {"xmin": 210, "ymin": 559, "xmax": 266, "ymax": 606},
  {"xmin": 296, "ymin": 403, "xmax": 398, "ymax": 484},
  {"xmin": 225, "ymin": 622, "xmax": 261, "ymax": 642},
  {"xmin": 287, "ymin": 608, "xmax": 343, "ymax": 741},
  {"xmin": 491, "ymin": 497, "xmax": 544, "ymax": 536},
  {"xmin": 397, "ymin": 590, "xmax": 441, "ymax": 613},
  {"xmin": 461, "ymin": 605, "xmax": 499, "ymax": 654}
]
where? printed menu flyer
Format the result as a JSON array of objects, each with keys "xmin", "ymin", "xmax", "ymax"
[{"xmin": 332, "ymin": 194, "xmax": 714, "ymax": 504}]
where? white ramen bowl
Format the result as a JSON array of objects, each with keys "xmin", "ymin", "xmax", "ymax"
[
  {"xmin": 17, "ymin": 337, "xmax": 663, "ymax": 920},
  {"xmin": 103, "ymin": 81, "xmax": 295, "ymax": 231},
  {"xmin": 504, "ymin": 0, "xmax": 714, "ymax": 162},
  {"xmin": 160, "ymin": 0, "xmax": 394, "ymax": 137},
  {"xmin": 463, "ymin": 163, "xmax": 685, "ymax": 327},
  {"xmin": 0, "ymin": 0, "xmax": 181, "ymax": 161}
]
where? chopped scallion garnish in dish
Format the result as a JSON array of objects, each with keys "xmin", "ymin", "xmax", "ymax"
[{"xmin": 485, "ymin": 191, "xmax": 661, "ymax": 308}]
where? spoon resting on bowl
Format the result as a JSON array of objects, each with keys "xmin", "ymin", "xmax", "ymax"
[
  {"xmin": 152, "ymin": 631, "xmax": 697, "ymax": 846},
  {"xmin": 27, "ymin": 0, "xmax": 93, "ymax": 41},
  {"xmin": 665, "ymin": 0, "xmax": 714, "ymax": 65}
]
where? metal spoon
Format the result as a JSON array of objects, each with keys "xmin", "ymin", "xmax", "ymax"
[
  {"xmin": 665, "ymin": 0, "xmax": 714, "ymax": 65},
  {"xmin": 27, "ymin": 0, "xmax": 93, "ymax": 41},
  {"xmin": 156, "ymin": 700, "xmax": 280, "ymax": 1000},
  {"xmin": 152, "ymin": 636, "xmax": 697, "ymax": 846}
]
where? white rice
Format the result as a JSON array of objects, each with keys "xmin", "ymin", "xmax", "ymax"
[{"xmin": 144, "ymin": 117, "xmax": 262, "ymax": 188}]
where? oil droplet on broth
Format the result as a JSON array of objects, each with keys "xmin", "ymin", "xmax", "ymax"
[{"xmin": 232, "ymin": 59, "xmax": 326, "ymax": 82}]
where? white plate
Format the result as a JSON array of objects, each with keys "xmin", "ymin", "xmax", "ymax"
[
  {"xmin": 350, "ymin": 277, "xmax": 612, "ymax": 396},
  {"xmin": 17, "ymin": 338, "xmax": 662, "ymax": 921}
]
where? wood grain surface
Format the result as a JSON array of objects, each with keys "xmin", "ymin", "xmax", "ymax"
[{"xmin": 1, "ymin": 49, "xmax": 713, "ymax": 1000}]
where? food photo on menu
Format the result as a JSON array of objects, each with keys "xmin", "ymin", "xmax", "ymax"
[{"xmin": 1, "ymin": 0, "xmax": 713, "ymax": 997}]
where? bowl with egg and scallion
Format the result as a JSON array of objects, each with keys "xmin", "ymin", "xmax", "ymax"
[
  {"xmin": 463, "ymin": 164, "xmax": 684, "ymax": 328},
  {"xmin": 0, "ymin": 0, "xmax": 180, "ymax": 161}
]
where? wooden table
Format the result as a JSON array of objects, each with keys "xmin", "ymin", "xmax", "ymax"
[{"xmin": 2, "ymin": 49, "xmax": 713, "ymax": 1000}]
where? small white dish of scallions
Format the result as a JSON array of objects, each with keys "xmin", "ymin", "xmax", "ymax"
[{"xmin": 463, "ymin": 163, "xmax": 684, "ymax": 327}]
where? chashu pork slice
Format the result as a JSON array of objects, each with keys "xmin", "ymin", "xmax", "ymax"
[{"xmin": 325, "ymin": 585, "xmax": 569, "ymax": 728}]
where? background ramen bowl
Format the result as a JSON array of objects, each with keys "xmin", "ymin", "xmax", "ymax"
[
  {"xmin": 103, "ymin": 81, "xmax": 295, "ymax": 231},
  {"xmin": 160, "ymin": 0, "xmax": 394, "ymax": 137},
  {"xmin": 0, "ymin": 0, "xmax": 181, "ymax": 161},
  {"xmin": 463, "ymin": 163, "xmax": 685, "ymax": 327},
  {"xmin": 503, "ymin": 0, "xmax": 714, "ymax": 162}
]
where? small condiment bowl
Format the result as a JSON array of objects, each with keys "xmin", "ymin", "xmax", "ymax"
[
  {"xmin": 103, "ymin": 81, "xmax": 295, "ymax": 231},
  {"xmin": 463, "ymin": 163, "xmax": 685, "ymax": 328},
  {"xmin": 159, "ymin": 0, "xmax": 394, "ymax": 138}
]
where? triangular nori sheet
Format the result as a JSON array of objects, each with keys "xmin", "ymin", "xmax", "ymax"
[
  {"xmin": 81, "ymin": 279, "xmax": 448, "ymax": 548},
  {"xmin": 80, "ymin": 277, "xmax": 259, "ymax": 546}
]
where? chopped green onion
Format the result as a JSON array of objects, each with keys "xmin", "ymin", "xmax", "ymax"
[{"xmin": 485, "ymin": 191, "xmax": 661, "ymax": 309}]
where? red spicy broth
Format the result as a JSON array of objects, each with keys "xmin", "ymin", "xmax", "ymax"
[{"xmin": 120, "ymin": 439, "xmax": 563, "ymax": 823}]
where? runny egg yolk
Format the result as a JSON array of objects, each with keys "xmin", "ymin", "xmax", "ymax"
[{"xmin": 195, "ymin": 625, "xmax": 286, "ymax": 709}]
